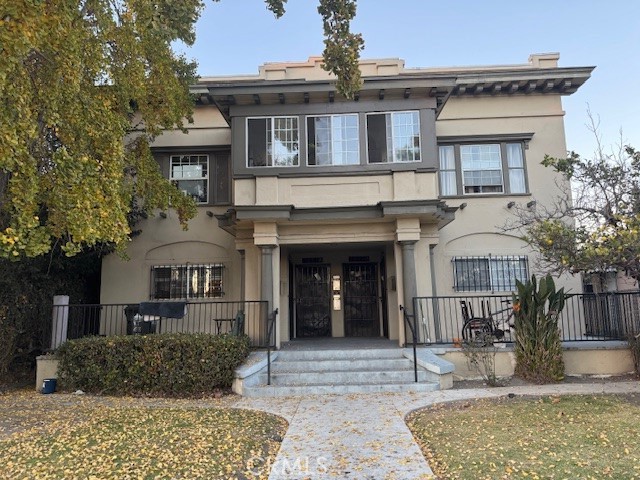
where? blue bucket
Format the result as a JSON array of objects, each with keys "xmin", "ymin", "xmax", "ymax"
[{"xmin": 42, "ymin": 378, "xmax": 57, "ymax": 394}]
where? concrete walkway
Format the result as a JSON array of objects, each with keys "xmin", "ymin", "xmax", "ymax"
[{"xmin": 232, "ymin": 381, "xmax": 640, "ymax": 479}]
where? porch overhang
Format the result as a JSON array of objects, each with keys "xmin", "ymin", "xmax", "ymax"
[{"xmin": 215, "ymin": 200, "xmax": 457, "ymax": 237}]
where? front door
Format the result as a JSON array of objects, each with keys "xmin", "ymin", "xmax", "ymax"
[
  {"xmin": 294, "ymin": 264, "xmax": 331, "ymax": 337},
  {"xmin": 343, "ymin": 263, "xmax": 380, "ymax": 337}
]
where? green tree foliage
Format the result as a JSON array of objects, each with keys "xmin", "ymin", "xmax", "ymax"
[
  {"xmin": 0, "ymin": 0, "xmax": 364, "ymax": 260},
  {"xmin": 512, "ymin": 275, "xmax": 567, "ymax": 383},
  {"xmin": 510, "ymin": 127, "xmax": 640, "ymax": 284},
  {"xmin": 0, "ymin": 0, "xmax": 201, "ymax": 259},
  {"xmin": 266, "ymin": 0, "xmax": 364, "ymax": 98},
  {"xmin": 0, "ymin": 253, "xmax": 101, "ymax": 377},
  {"xmin": 317, "ymin": 0, "xmax": 364, "ymax": 98}
]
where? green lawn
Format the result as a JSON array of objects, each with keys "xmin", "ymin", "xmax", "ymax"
[
  {"xmin": 1, "ymin": 391, "xmax": 286, "ymax": 480},
  {"xmin": 407, "ymin": 394, "xmax": 640, "ymax": 480}
]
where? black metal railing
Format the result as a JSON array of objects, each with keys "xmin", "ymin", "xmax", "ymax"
[
  {"xmin": 266, "ymin": 308, "xmax": 278, "ymax": 386},
  {"xmin": 48, "ymin": 300, "xmax": 270, "ymax": 349},
  {"xmin": 400, "ymin": 305, "xmax": 419, "ymax": 383},
  {"xmin": 411, "ymin": 291, "xmax": 640, "ymax": 345}
]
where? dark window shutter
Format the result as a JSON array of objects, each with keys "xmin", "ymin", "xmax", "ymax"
[
  {"xmin": 247, "ymin": 118, "xmax": 267, "ymax": 167},
  {"xmin": 367, "ymin": 114, "xmax": 388, "ymax": 163},
  {"xmin": 213, "ymin": 152, "xmax": 231, "ymax": 204}
]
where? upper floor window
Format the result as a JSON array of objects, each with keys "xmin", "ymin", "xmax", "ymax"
[
  {"xmin": 170, "ymin": 155, "xmax": 208, "ymax": 203},
  {"xmin": 247, "ymin": 116, "xmax": 299, "ymax": 167},
  {"xmin": 439, "ymin": 142, "xmax": 527, "ymax": 196},
  {"xmin": 307, "ymin": 114, "xmax": 359, "ymax": 166},
  {"xmin": 453, "ymin": 255, "xmax": 529, "ymax": 292},
  {"xmin": 151, "ymin": 264, "xmax": 224, "ymax": 299},
  {"xmin": 367, "ymin": 111, "xmax": 421, "ymax": 163},
  {"xmin": 167, "ymin": 152, "xmax": 230, "ymax": 205}
]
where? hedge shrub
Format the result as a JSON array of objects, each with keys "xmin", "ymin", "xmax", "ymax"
[{"xmin": 57, "ymin": 334, "xmax": 250, "ymax": 396}]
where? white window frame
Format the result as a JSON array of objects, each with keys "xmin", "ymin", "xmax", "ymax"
[
  {"xmin": 306, "ymin": 114, "xmax": 360, "ymax": 166},
  {"xmin": 452, "ymin": 255, "xmax": 529, "ymax": 292},
  {"xmin": 365, "ymin": 110, "xmax": 422, "ymax": 164},
  {"xmin": 438, "ymin": 145, "xmax": 457, "ymax": 196},
  {"xmin": 151, "ymin": 264, "xmax": 224, "ymax": 299},
  {"xmin": 246, "ymin": 116, "xmax": 299, "ymax": 168},
  {"xmin": 460, "ymin": 144, "xmax": 505, "ymax": 194},
  {"xmin": 170, "ymin": 154, "xmax": 209, "ymax": 204},
  {"xmin": 437, "ymin": 141, "xmax": 529, "ymax": 196}
]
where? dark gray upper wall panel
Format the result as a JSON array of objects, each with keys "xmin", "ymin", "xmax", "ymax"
[
  {"xmin": 230, "ymin": 99, "xmax": 438, "ymax": 177},
  {"xmin": 229, "ymin": 98, "xmax": 436, "ymax": 117}
]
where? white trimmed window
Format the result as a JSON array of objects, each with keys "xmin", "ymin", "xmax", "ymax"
[
  {"xmin": 439, "ymin": 145, "xmax": 457, "ymax": 196},
  {"xmin": 307, "ymin": 114, "xmax": 359, "ymax": 166},
  {"xmin": 247, "ymin": 116, "xmax": 299, "ymax": 167},
  {"xmin": 461, "ymin": 144, "xmax": 504, "ymax": 194},
  {"xmin": 438, "ymin": 142, "xmax": 528, "ymax": 196},
  {"xmin": 151, "ymin": 264, "xmax": 224, "ymax": 299},
  {"xmin": 452, "ymin": 255, "xmax": 529, "ymax": 292},
  {"xmin": 367, "ymin": 111, "xmax": 421, "ymax": 163},
  {"xmin": 170, "ymin": 155, "xmax": 208, "ymax": 203}
]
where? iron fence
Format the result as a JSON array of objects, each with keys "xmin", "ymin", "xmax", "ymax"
[
  {"xmin": 410, "ymin": 291, "xmax": 640, "ymax": 345},
  {"xmin": 48, "ymin": 300, "xmax": 270, "ymax": 349}
]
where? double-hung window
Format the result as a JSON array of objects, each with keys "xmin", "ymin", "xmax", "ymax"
[
  {"xmin": 151, "ymin": 264, "xmax": 224, "ymax": 299},
  {"xmin": 438, "ymin": 141, "xmax": 528, "ymax": 196},
  {"xmin": 247, "ymin": 116, "xmax": 299, "ymax": 167},
  {"xmin": 367, "ymin": 111, "xmax": 421, "ymax": 163},
  {"xmin": 307, "ymin": 114, "xmax": 359, "ymax": 166},
  {"xmin": 461, "ymin": 144, "xmax": 504, "ymax": 194},
  {"xmin": 170, "ymin": 155, "xmax": 208, "ymax": 203},
  {"xmin": 452, "ymin": 255, "xmax": 529, "ymax": 292}
]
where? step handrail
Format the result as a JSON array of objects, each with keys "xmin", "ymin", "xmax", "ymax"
[
  {"xmin": 400, "ymin": 305, "xmax": 419, "ymax": 383},
  {"xmin": 266, "ymin": 308, "xmax": 278, "ymax": 386}
]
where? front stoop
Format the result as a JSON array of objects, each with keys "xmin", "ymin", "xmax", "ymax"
[{"xmin": 234, "ymin": 347, "xmax": 453, "ymax": 397}]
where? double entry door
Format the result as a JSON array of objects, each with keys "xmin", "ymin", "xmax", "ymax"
[{"xmin": 294, "ymin": 263, "xmax": 380, "ymax": 338}]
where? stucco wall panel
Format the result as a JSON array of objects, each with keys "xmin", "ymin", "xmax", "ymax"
[
  {"xmin": 149, "ymin": 107, "xmax": 231, "ymax": 148},
  {"xmin": 438, "ymin": 95, "xmax": 564, "ymax": 121},
  {"xmin": 233, "ymin": 172, "xmax": 438, "ymax": 208},
  {"xmin": 101, "ymin": 208, "xmax": 239, "ymax": 304}
]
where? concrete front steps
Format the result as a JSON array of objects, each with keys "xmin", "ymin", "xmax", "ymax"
[{"xmin": 233, "ymin": 347, "xmax": 454, "ymax": 397}]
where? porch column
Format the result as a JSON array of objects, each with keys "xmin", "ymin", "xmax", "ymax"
[
  {"xmin": 238, "ymin": 249, "xmax": 246, "ymax": 301},
  {"xmin": 399, "ymin": 240, "xmax": 418, "ymax": 313},
  {"xmin": 396, "ymin": 217, "xmax": 421, "ymax": 313},
  {"xmin": 260, "ymin": 245, "xmax": 276, "ymax": 311}
]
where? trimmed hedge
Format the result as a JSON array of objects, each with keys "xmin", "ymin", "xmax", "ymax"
[{"xmin": 57, "ymin": 334, "xmax": 250, "ymax": 396}]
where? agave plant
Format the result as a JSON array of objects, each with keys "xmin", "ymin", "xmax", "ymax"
[{"xmin": 512, "ymin": 274, "xmax": 567, "ymax": 383}]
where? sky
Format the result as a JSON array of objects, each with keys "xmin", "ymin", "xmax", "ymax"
[{"xmin": 176, "ymin": 0, "xmax": 640, "ymax": 158}]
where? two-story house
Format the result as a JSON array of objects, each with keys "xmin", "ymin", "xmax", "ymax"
[{"xmin": 100, "ymin": 53, "xmax": 592, "ymax": 349}]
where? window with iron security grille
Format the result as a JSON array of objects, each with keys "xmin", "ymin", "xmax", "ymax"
[
  {"xmin": 452, "ymin": 255, "xmax": 528, "ymax": 292},
  {"xmin": 151, "ymin": 264, "xmax": 224, "ymax": 299}
]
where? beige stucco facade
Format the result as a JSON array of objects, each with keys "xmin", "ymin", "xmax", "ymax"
[{"xmin": 101, "ymin": 53, "xmax": 592, "ymax": 347}]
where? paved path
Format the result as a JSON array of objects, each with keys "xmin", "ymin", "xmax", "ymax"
[{"xmin": 232, "ymin": 381, "xmax": 640, "ymax": 479}]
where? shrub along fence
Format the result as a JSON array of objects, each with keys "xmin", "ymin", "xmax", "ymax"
[
  {"xmin": 410, "ymin": 291, "xmax": 640, "ymax": 345},
  {"xmin": 57, "ymin": 334, "xmax": 251, "ymax": 396}
]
